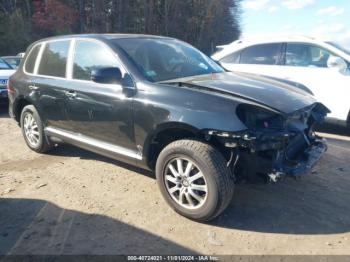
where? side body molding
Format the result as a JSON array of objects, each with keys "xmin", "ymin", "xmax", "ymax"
[{"xmin": 45, "ymin": 127, "xmax": 142, "ymax": 161}]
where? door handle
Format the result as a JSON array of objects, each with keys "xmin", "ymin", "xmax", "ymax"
[
  {"xmin": 28, "ymin": 85, "xmax": 39, "ymax": 90},
  {"xmin": 65, "ymin": 90, "xmax": 77, "ymax": 98}
]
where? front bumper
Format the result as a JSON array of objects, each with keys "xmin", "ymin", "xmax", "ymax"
[
  {"xmin": 208, "ymin": 129, "xmax": 327, "ymax": 182},
  {"xmin": 267, "ymin": 138, "xmax": 327, "ymax": 181}
]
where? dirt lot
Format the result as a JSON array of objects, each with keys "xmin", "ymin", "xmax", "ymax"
[{"xmin": 0, "ymin": 104, "xmax": 350, "ymax": 255}]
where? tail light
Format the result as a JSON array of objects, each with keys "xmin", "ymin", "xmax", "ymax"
[{"xmin": 7, "ymin": 80, "xmax": 14, "ymax": 94}]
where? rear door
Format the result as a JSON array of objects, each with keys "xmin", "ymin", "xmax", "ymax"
[
  {"xmin": 30, "ymin": 40, "xmax": 72, "ymax": 130},
  {"xmin": 65, "ymin": 39, "xmax": 135, "ymax": 151},
  {"xmin": 220, "ymin": 43, "xmax": 284, "ymax": 77}
]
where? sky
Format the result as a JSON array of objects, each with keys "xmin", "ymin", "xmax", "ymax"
[{"xmin": 241, "ymin": 0, "xmax": 350, "ymax": 48}]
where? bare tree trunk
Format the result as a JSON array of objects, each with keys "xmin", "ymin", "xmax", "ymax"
[
  {"xmin": 197, "ymin": 0, "xmax": 215, "ymax": 47},
  {"xmin": 78, "ymin": 0, "xmax": 86, "ymax": 33}
]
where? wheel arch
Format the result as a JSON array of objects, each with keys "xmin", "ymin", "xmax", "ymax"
[
  {"xmin": 143, "ymin": 122, "xmax": 230, "ymax": 170},
  {"xmin": 13, "ymin": 97, "xmax": 33, "ymax": 125},
  {"xmin": 144, "ymin": 122, "xmax": 202, "ymax": 169}
]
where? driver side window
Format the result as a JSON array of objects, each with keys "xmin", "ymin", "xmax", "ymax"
[
  {"xmin": 285, "ymin": 43, "xmax": 335, "ymax": 68},
  {"xmin": 72, "ymin": 40, "xmax": 121, "ymax": 81}
]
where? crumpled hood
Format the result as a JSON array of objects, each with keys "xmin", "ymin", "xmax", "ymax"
[{"xmin": 163, "ymin": 72, "xmax": 318, "ymax": 114}]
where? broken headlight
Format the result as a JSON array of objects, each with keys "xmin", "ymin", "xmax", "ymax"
[{"xmin": 236, "ymin": 104, "xmax": 285, "ymax": 130}]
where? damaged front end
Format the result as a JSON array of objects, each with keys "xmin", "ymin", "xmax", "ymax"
[{"xmin": 206, "ymin": 102, "xmax": 330, "ymax": 183}]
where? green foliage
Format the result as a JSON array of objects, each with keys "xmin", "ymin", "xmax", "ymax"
[
  {"xmin": 0, "ymin": 0, "xmax": 241, "ymax": 56},
  {"xmin": 0, "ymin": 10, "xmax": 32, "ymax": 55}
]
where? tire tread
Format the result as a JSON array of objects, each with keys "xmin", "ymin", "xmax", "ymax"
[
  {"xmin": 21, "ymin": 105, "xmax": 52, "ymax": 153},
  {"xmin": 157, "ymin": 139, "xmax": 234, "ymax": 221}
]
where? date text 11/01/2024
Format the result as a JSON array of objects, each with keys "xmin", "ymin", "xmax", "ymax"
[{"xmin": 127, "ymin": 256, "xmax": 219, "ymax": 261}]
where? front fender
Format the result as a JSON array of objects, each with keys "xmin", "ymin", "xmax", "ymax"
[{"xmin": 133, "ymin": 81, "xmax": 249, "ymax": 168}]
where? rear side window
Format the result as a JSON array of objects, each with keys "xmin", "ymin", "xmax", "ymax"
[
  {"xmin": 38, "ymin": 40, "xmax": 70, "ymax": 77},
  {"xmin": 25, "ymin": 44, "xmax": 41, "ymax": 74},
  {"xmin": 72, "ymin": 40, "xmax": 120, "ymax": 81},
  {"xmin": 220, "ymin": 51, "xmax": 241, "ymax": 64},
  {"xmin": 240, "ymin": 44, "xmax": 282, "ymax": 65}
]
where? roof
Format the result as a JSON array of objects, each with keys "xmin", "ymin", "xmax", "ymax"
[
  {"xmin": 220, "ymin": 35, "xmax": 326, "ymax": 49},
  {"xmin": 34, "ymin": 33, "xmax": 173, "ymax": 43},
  {"xmin": 212, "ymin": 34, "xmax": 350, "ymax": 61},
  {"xmin": 237, "ymin": 35, "xmax": 316, "ymax": 43}
]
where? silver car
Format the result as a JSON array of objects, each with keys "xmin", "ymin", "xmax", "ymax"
[{"xmin": 0, "ymin": 58, "xmax": 16, "ymax": 103}]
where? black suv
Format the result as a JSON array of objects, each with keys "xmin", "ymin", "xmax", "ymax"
[{"xmin": 8, "ymin": 34, "xmax": 329, "ymax": 221}]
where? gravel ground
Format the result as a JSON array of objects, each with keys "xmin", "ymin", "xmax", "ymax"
[{"xmin": 0, "ymin": 104, "xmax": 350, "ymax": 255}]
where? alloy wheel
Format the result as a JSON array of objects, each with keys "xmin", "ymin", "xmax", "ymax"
[
  {"xmin": 164, "ymin": 157, "xmax": 208, "ymax": 209},
  {"xmin": 23, "ymin": 112, "xmax": 40, "ymax": 147}
]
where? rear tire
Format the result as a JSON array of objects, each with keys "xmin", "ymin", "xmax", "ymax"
[
  {"xmin": 20, "ymin": 105, "xmax": 52, "ymax": 153},
  {"xmin": 156, "ymin": 139, "xmax": 234, "ymax": 222}
]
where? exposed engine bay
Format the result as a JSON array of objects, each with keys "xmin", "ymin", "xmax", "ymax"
[{"xmin": 206, "ymin": 102, "xmax": 330, "ymax": 183}]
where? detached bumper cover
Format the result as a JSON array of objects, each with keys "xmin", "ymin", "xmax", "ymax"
[
  {"xmin": 269, "ymin": 138, "xmax": 327, "ymax": 180},
  {"xmin": 207, "ymin": 102, "xmax": 329, "ymax": 182},
  {"xmin": 208, "ymin": 129, "xmax": 327, "ymax": 181}
]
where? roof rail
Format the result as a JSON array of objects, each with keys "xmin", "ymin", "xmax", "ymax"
[
  {"xmin": 215, "ymin": 35, "xmax": 319, "ymax": 49},
  {"xmin": 238, "ymin": 34, "xmax": 316, "ymax": 42}
]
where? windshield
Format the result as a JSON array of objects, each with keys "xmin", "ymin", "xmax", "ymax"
[
  {"xmin": 0, "ymin": 58, "xmax": 12, "ymax": 70},
  {"xmin": 326, "ymin": 42, "xmax": 350, "ymax": 56},
  {"xmin": 113, "ymin": 38, "xmax": 224, "ymax": 82}
]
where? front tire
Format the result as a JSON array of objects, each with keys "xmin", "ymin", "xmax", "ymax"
[
  {"xmin": 20, "ymin": 105, "xmax": 52, "ymax": 153},
  {"xmin": 156, "ymin": 139, "xmax": 234, "ymax": 222}
]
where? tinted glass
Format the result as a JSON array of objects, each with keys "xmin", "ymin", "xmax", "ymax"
[
  {"xmin": 25, "ymin": 44, "xmax": 41, "ymax": 73},
  {"xmin": 240, "ymin": 44, "xmax": 282, "ymax": 65},
  {"xmin": 113, "ymin": 38, "xmax": 224, "ymax": 82},
  {"xmin": 38, "ymin": 40, "xmax": 70, "ymax": 77},
  {"xmin": 73, "ymin": 40, "xmax": 120, "ymax": 81},
  {"xmin": 286, "ymin": 43, "xmax": 335, "ymax": 68},
  {"xmin": 0, "ymin": 58, "xmax": 12, "ymax": 70},
  {"xmin": 220, "ymin": 52, "xmax": 241, "ymax": 63}
]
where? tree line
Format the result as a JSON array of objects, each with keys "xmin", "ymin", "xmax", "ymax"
[{"xmin": 0, "ymin": 0, "xmax": 241, "ymax": 56}]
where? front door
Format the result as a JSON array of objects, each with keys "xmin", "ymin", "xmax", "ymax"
[
  {"xmin": 277, "ymin": 43, "xmax": 350, "ymax": 120},
  {"xmin": 65, "ymin": 39, "xmax": 136, "ymax": 151}
]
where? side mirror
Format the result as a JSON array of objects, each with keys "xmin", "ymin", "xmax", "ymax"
[
  {"xmin": 327, "ymin": 56, "xmax": 347, "ymax": 73},
  {"xmin": 91, "ymin": 67, "xmax": 122, "ymax": 84}
]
